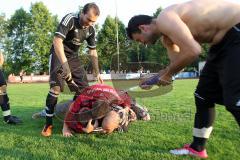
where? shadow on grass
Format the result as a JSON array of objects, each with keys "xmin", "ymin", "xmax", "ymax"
[{"xmin": 0, "ymin": 146, "xmax": 53, "ymax": 160}]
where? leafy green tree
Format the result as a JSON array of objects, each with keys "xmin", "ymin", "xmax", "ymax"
[
  {"xmin": 0, "ymin": 13, "xmax": 10, "ymax": 77},
  {"xmin": 5, "ymin": 8, "xmax": 32, "ymax": 74},
  {"xmin": 153, "ymin": 7, "xmax": 162, "ymax": 18},
  {"xmin": 129, "ymin": 8, "xmax": 169, "ymax": 72},
  {"xmin": 0, "ymin": 13, "xmax": 8, "ymax": 49},
  {"xmin": 29, "ymin": 2, "xmax": 58, "ymax": 73},
  {"xmin": 97, "ymin": 16, "xmax": 127, "ymax": 71}
]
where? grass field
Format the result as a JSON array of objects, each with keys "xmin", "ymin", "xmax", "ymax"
[{"xmin": 0, "ymin": 79, "xmax": 239, "ymax": 160}]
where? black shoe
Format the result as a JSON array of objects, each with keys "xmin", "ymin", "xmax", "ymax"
[{"xmin": 4, "ymin": 115, "xmax": 22, "ymax": 124}]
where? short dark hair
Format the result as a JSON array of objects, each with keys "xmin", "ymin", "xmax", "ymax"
[
  {"xmin": 82, "ymin": 3, "xmax": 100, "ymax": 16},
  {"xmin": 126, "ymin": 15, "xmax": 153, "ymax": 39}
]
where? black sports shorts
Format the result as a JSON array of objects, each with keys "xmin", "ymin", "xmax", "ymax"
[
  {"xmin": 195, "ymin": 23, "xmax": 240, "ymax": 109},
  {"xmin": 49, "ymin": 47, "xmax": 89, "ymax": 91},
  {"xmin": 0, "ymin": 70, "xmax": 6, "ymax": 86}
]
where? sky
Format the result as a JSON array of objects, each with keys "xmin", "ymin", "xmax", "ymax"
[{"xmin": 0, "ymin": 0, "xmax": 240, "ymax": 25}]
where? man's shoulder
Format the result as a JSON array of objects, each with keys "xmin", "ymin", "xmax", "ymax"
[
  {"xmin": 63, "ymin": 13, "xmax": 78, "ymax": 19},
  {"xmin": 157, "ymin": 5, "xmax": 179, "ymax": 19},
  {"xmin": 61, "ymin": 13, "xmax": 79, "ymax": 25},
  {"xmin": 88, "ymin": 26, "xmax": 96, "ymax": 34}
]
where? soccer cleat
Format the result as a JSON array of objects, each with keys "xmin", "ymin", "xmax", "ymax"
[
  {"xmin": 170, "ymin": 144, "xmax": 208, "ymax": 159},
  {"xmin": 4, "ymin": 115, "xmax": 22, "ymax": 125},
  {"xmin": 41, "ymin": 125, "xmax": 53, "ymax": 137}
]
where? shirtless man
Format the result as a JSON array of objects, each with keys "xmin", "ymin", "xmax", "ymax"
[{"xmin": 126, "ymin": 0, "xmax": 240, "ymax": 158}]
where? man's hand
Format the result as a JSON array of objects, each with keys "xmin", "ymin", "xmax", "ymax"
[
  {"xmin": 62, "ymin": 123, "xmax": 73, "ymax": 137},
  {"xmin": 82, "ymin": 119, "xmax": 94, "ymax": 133},
  {"xmin": 157, "ymin": 68, "xmax": 172, "ymax": 86},
  {"xmin": 89, "ymin": 49, "xmax": 102, "ymax": 83},
  {"xmin": 129, "ymin": 108, "xmax": 137, "ymax": 122},
  {"xmin": 67, "ymin": 80, "xmax": 80, "ymax": 93},
  {"xmin": 62, "ymin": 62, "xmax": 72, "ymax": 82},
  {"xmin": 96, "ymin": 73, "xmax": 104, "ymax": 84},
  {"xmin": 57, "ymin": 62, "xmax": 72, "ymax": 82},
  {"xmin": 139, "ymin": 78, "xmax": 154, "ymax": 90},
  {"xmin": 139, "ymin": 68, "xmax": 172, "ymax": 90}
]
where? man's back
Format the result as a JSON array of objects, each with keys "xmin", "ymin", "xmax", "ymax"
[{"xmin": 159, "ymin": 0, "xmax": 240, "ymax": 44}]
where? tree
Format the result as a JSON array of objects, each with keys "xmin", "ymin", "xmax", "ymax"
[
  {"xmin": 0, "ymin": 13, "xmax": 8, "ymax": 50},
  {"xmin": 125, "ymin": 7, "xmax": 169, "ymax": 72},
  {"xmin": 153, "ymin": 7, "xmax": 162, "ymax": 18},
  {"xmin": 29, "ymin": 2, "xmax": 58, "ymax": 73},
  {"xmin": 97, "ymin": 16, "xmax": 127, "ymax": 71},
  {"xmin": 5, "ymin": 8, "xmax": 32, "ymax": 74}
]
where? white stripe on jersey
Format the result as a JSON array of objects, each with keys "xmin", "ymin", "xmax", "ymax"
[
  {"xmin": 62, "ymin": 13, "xmax": 77, "ymax": 26},
  {"xmin": 233, "ymin": 26, "xmax": 240, "ymax": 32},
  {"xmin": 48, "ymin": 54, "xmax": 52, "ymax": 74},
  {"xmin": 62, "ymin": 14, "xmax": 73, "ymax": 26},
  {"xmin": 55, "ymin": 32, "xmax": 66, "ymax": 38},
  {"xmin": 88, "ymin": 45, "xmax": 96, "ymax": 49}
]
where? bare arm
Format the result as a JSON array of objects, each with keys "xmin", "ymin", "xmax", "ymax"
[
  {"xmin": 161, "ymin": 35, "xmax": 180, "ymax": 63},
  {"xmin": 62, "ymin": 122, "xmax": 73, "ymax": 137},
  {"xmin": 89, "ymin": 49, "xmax": 99, "ymax": 75},
  {"xmin": 158, "ymin": 12, "xmax": 201, "ymax": 76},
  {"xmin": 62, "ymin": 103, "xmax": 74, "ymax": 137},
  {"xmin": 82, "ymin": 119, "xmax": 95, "ymax": 133},
  {"xmin": 53, "ymin": 36, "xmax": 72, "ymax": 81},
  {"xmin": 89, "ymin": 49, "xmax": 103, "ymax": 83},
  {"xmin": 53, "ymin": 36, "xmax": 68, "ymax": 64}
]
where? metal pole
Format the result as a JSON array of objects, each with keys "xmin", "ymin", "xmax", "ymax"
[{"xmin": 115, "ymin": 0, "xmax": 120, "ymax": 72}]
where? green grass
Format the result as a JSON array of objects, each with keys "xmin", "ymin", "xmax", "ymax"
[{"xmin": 0, "ymin": 79, "xmax": 239, "ymax": 160}]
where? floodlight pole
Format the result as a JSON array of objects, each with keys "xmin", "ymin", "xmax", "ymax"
[{"xmin": 115, "ymin": 0, "xmax": 120, "ymax": 72}]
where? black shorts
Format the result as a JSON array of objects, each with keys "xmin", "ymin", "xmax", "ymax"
[
  {"xmin": 0, "ymin": 70, "xmax": 6, "ymax": 86},
  {"xmin": 49, "ymin": 47, "xmax": 89, "ymax": 91},
  {"xmin": 195, "ymin": 23, "xmax": 240, "ymax": 108}
]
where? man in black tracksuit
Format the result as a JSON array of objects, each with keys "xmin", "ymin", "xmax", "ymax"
[{"xmin": 41, "ymin": 3, "xmax": 103, "ymax": 137}]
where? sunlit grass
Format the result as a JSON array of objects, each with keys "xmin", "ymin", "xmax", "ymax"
[{"xmin": 0, "ymin": 79, "xmax": 238, "ymax": 160}]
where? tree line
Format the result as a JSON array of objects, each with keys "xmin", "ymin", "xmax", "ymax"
[{"xmin": 0, "ymin": 2, "xmax": 209, "ymax": 76}]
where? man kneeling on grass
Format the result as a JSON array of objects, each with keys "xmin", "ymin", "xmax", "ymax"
[{"xmin": 33, "ymin": 84, "xmax": 150, "ymax": 136}]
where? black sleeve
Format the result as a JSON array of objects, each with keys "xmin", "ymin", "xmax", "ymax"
[
  {"xmin": 86, "ymin": 27, "xmax": 96, "ymax": 50},
  {"xmin": 55, "ymin": 13, "xmax": 74, "ymax": 39}
]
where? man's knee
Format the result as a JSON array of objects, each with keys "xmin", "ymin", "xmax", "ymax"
[
  {"xmin": 46, "ymin": 86, "xmax": 60, "ymax": 114},
  {"xmin": 102, "ymin": 111, "xmax": 120, "ymax": 134},
  {"xmin": 0, "ymin": 85, "xmax": 7, "ymax": 94},
  {"xmin": 194, "ymin": 92, "xmax": 214, "ymax": 109},
  {"xmin": 50, "ymin": 86, "xmax": 61, "ymax": 95}
]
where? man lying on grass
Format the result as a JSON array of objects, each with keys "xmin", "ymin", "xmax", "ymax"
[{"xmin": 33, "ymin": 84, "xmax": 150, "ymax": 136}]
